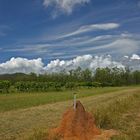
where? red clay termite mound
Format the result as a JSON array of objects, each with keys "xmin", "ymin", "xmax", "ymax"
[{"xmin": 50, "ymin": 101, "xmax": 101, "ymax": 140}]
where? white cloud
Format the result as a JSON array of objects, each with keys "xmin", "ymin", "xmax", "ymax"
[
  {"xmin": 6, "ymin": 44, "xmax": 49, "ymax": 54},
  {"xmin": 108, "ymin": 39, "xmax": 140, "ymax": 54},
  {"xmin": 80, "ymin": 38, "xmax": 139, "ymax": 55},
  {"xmin": 43, "ymin": 0, "xmax": 90, "ymax": 16},
  {"xmin": 44, "ymin": 55, "xmax": 125, "ymax": 73},
  {"xmin": 0, "ymin": 57, "xmax": 44, "ymax": 74},
  {"xmin": 121, "ymin": 54, "xmax": 140, "ymax": 71},
  {"xmin": 66, "ymin": 35, "xmax": 114, "ymax": 46},
  {"xmin": 124, "ymin": 55, "xmax": 129, "ymax": 59},
  {"xmin": 0, "ymin": 55, "xmax": 125, "ymax": 74},
  {"xmin": 5, "ymin": 33, "xmax": 139, "ymax": 58},
  {"xmin": 59, "ymin": 23, "xmax": 120, "ymax": 38},
  {"xmin": 130, "ymin": 54, "xmax": 140, "ymax": 60},
  {"xmin": 1, "ymin": 54, "xmax": 140, "ymax": 74}
]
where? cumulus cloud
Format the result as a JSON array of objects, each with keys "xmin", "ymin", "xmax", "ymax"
[
  {"xmin": 130, "ymin": 54, "xmax": 140, "ymax": 60},
  {"xmin": 1, "ymin": 54, "xmax": 140, "ymax": 74},
  {"xmin": 121, "ymin": 54, "xmax": 140, "ymax": 71},
  {"xmin": 43, "ymin": 0, "xmax": 90, "ymax": 16},
  {"xmin": 60, "ymin": 23, "xmax": 120, "ymax": 38},
  {"xmin": 44, "ymin": 55, "xmax": 125, "ymax": 73},
  {"xmin": 0, "ymin": 57, "xmax": 44, "ymax": 74},
  {"xmin": 124, "ymin": 55, "xmax": 129, "ymax": 59}
]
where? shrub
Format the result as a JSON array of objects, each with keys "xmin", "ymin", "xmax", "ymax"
[{"xmin": 0, "ymin": 80, "xmax": 11, "ymax": 93}]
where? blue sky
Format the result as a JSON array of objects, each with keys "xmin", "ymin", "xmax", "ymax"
[{"xmin": 0, "ymin": 0, "xmax": 140, "ymax": 64}]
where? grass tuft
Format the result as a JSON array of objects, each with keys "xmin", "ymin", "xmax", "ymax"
[{"xmin": 93, "ymin": 93, "xmax": 140, "ymax": 139}]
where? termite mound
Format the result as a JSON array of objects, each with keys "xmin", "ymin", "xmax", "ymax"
[
  {"xmin": 49, "ymin": 101, "xmax": 101, "ymax": 140},
  {"xmin": 48, "ymin": 100, "xmax": 118, "ymax": 140}
]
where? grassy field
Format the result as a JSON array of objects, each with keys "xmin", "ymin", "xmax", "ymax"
[
  {"xmin": 0, "ymin": 87, "xmax": 128, "ymax": 112},
  {"xmin": 0, "ymin": 86, "xmax": 140, "ymax": 140}
]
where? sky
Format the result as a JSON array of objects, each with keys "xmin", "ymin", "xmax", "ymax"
[{"xmin": 0, "ymin": 0, "xmax": 140, "ymax": 74}]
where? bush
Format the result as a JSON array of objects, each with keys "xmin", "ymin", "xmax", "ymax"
[
  {"xmin": 0, "ymin": 80, "xmax": 11, "ymax": 93},
  {"xmin": 92, "ymin": 82, "xmax": 102, "ymax": 87},
  {"xmin": 65, "ymin": 82, "xmax": 76, "ymax": 90}
]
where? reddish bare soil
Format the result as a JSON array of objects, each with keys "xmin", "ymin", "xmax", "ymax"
[{"xmin": 48, "ymin": 101, "xmax": 117, "ymax": 140}]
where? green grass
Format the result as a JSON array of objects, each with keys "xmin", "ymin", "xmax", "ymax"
[{"xmin": 0, "ymin": 87, "xmax": 129, "ymax": 112}]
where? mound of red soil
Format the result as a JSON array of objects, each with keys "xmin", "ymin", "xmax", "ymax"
[{"xmin": 50, "ymin": 101, "xmax": 101, "ymax": 140}]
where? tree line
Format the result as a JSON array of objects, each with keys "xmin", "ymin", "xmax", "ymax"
[{"xmin": 0, "ymin": 67, "xmax": 140, "ymax": 93}]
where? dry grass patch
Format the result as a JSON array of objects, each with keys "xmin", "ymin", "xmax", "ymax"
[{"xmin": 0, "ymin": 87, "xmax": 140, "ymax": 140}]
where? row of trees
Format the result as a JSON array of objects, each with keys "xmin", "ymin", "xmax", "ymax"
[
  {"xmin": 15, "ymin": 81, "xmax": 76, "ymax": 92},
  {"xmin": 0, "ymin": 67, "xmax": 140, "ymax": 93}
]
